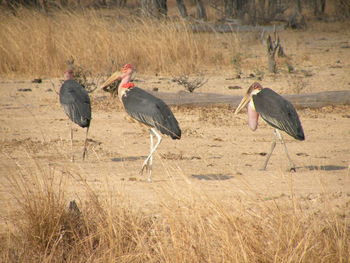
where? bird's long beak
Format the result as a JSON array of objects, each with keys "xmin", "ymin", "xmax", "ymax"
[
  {"xmin": 234, "ymin": 94, "xmax": 251, "ymax": 114},
  {"xmin": 100, "ymin": 71, "xmax": 121, "ymax": 89}
]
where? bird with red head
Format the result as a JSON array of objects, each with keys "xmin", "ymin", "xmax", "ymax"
[{"xmin": 100, "ymin": 63, "xmax": 181, "ymax": 182}]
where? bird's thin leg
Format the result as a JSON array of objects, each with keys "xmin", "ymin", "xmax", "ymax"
[
  {"xmin": 147, "ymin": 130, "xmax": 154, "ymax": 181},
  {"xmin": 275, "ymin": 129, "xmax": 296, "ymax": 172},
  {"xmin": 82, "ymin": 127, "xmax": 89, "ymax": 161},
  {"xmin": 142, "ymin": 130, "xmax": 154, "ymax": 174},
  {"xmin": 140, "ymin": 128, "xmax": 162, "ymax": 182},
  {"xmin": 70, "ymin": 124, "xmax": 74, "ymax": 162},
  {"xmin": 260, "ymin": 129, "xmax": 277, "ymax": 170}
]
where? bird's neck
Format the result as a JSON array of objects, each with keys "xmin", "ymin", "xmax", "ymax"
[
  {"xmin": 118, "ymin": 73, "xmax": 133, "ymax": 101},
  {"xmin": 118, "ymin": 73, "xmax": 132, "ymax": 88},
  {"xmin": 64, "ymin": 71, "xmax": 74, "ymax": 80}
]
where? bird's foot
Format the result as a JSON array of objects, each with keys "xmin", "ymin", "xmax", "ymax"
[
  {"xmin": 139, "ymin": 167, "xmax": 152, "ymax": 183},
  {"xmin": 140, "ymin": 162, "xmax": 153, "ymax": 183},
  {"xmin": 140, "ymin": 160, "xmax": 153, "ymax": 182},
  {"xmin": 139, "ymin": 166, "xmax": 146, "ymax": 176},
  {"xmin": 140, "ymin": 160, "xmax": 149, "ymax": 175},
  {"xmin": 259, "ymin": 166, "xmax": 267, "ymax": 171}
]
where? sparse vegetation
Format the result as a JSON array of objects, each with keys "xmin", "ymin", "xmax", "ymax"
[
  {"xmin": 0, "ymin": 8, "xmax": 241, "ymax": 77},
  {"xmin": 288, "ymin": 76, "xmax": 308, "ymax": 94},
  {"xmin": 1, "ymin": 3, "xmax": 350, "ymax": 263},
  {"xmin": 0, "ymin": 158, "xmax": 349, "ymax": 263},
  {"xmin": 231, "ymin": 53, "xmax": 243, "ymax": 76},
  {"xmin": 172, "ymin": 74, "xmax": 208, "ymax": 93}
]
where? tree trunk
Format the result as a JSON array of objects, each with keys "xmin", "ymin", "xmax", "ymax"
[
  {"xmin": 266, "ymin": 34, "xmax": 280, "ymax": 73},
  {"xmin": 235, "ymin": 0, "xmax": 247, "ymax": 17},
  {"xmin": 314, "ymin": 0, "xmax": 326, "ymax": 16},
  {"xmin": 257, "ymin": 0, "xmax": 266, "ymax": 21},
  {"xmin": 176, "ymin": 0, "xmax": 188, "ymax": 17},
  {"xmin": 224, "ymin": 0, "xmax": 234, "ymax": 18},
  {"xmin": 235, "ymin": 0, "xmax": 246, "ymax": 11},
  {"xmin": 141, "ymin": 0, "xmax": 167, "ymax": 18},
  {"xmin": 140, "ymin": 0, "xmax": 155, "ymax": 17},
  {"xmin": 155, "ymin": 0, "xmax": 167, "ymax": 17},
  {"xmin": 195, "ymin": 0, "xmax": 207, "ymax": 20},
  {"xmin": 98, "ymin": 0, "xmax": 107, "ymax": 6},
  {"xmin": 60, "ymin": 0, "xmax": 68, "ymax": 7},
  {"xmin": 111, "ymin": 0, "xmax": 127, "ymax": 7},
  {"xmin": 296, "ymin": 0, "xmax": 302, "ymax": 13},
  {"xmin": 267, "ymin": 55, "xmax": 276, "ymax": 73},
  {"xmin": 267, "ymin": 0, "xmax": 277, "ymax": 18}
]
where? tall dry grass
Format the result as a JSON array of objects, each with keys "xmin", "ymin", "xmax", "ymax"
[
  {"xmin": 0, "ymin": 8, "xmax": 240, "ymax": 77},
  {"xmin": 0, "ymin": 156, "xmax": 349, "ymax": 263}
]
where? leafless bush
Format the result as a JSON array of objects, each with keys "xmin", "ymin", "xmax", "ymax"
[
  {"xmin": 288, "ymin": 76, "xmax": 307, "ymax": 94},
  {"xmin": 65, "ymin": 58, "xmax": 100, "ymax": 93},
  {"xmin": 172, "ymin": 74, "xmax": 208, "ymax": 93}
]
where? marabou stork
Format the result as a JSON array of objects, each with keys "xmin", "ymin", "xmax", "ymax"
[
  {"xmin": 234, "ymin": 82, "xmax": 304, "ymax": 171},
  {"xmin": 59, "ymin": 69, "xmax": 91, "ymax": 161},
  {"xmin": 100, "ymin": 64, "xmax": 181, "ymax": 182}
]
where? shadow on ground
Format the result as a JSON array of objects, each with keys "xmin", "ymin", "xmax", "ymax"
[
  {"xmin": 191, "ymin": 174, "xmax": 233, "ymax": 180},
  {"xmin": 304, "ymin": 165, "xmax": 347, "ymax": 171},
  {"xmin": 111, "ymin": 156, "xmax": 147, "ymax": 162}
]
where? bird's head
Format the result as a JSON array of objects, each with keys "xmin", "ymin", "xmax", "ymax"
[
  {"xmin": 64, "ymin": 68, "xmax": 74, "ymax": 80},
  {"xmin": 234, "ymin": 82, "xmax": 263, "ymax": 114},
  {"xmin": 100, "ymin": 63, "xmax": 135, "ymax": 90},
  {"xmin": 121, "ymin": 63, "xmax": 134, "ymax": 73}
]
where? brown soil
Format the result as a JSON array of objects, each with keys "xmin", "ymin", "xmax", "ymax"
[{"xmin": 1, "ymin": 28, "xmax": 350, "ymax": 220}]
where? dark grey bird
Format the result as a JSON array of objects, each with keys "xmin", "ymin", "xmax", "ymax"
[
  {"xmin": 235, "ymin": 82, "xmax": 304, "ymax": 171},
  {"xmin": 59, "ymin": 69, "xmax": 91, "ymax": 161},
  {"xmin": 100, "ymin": 64, "xmax": 181, "ymax": 182}
]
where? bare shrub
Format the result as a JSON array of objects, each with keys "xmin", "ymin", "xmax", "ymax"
[
  {"xmin": 288, "ymin": 76, "xmax": 308, "ymax": 94},
  {"xmin": 65, "ymin": 57, "xmax": 100, "ymax": 93},
  {"xmin": 172, "ymin": 74, "xmax": 208, "ymax": 93}
]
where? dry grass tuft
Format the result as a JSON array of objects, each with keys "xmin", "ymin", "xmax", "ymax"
[
  {"xmin": 0, "ymin": 156, "xmax": 349, "ymax": 262},
  {"xmin": 0, "ymin": 8, "xmax": 240, "ymax": 77},
  {"xmin": 1, "ymin": 160, "xmax": 156, "ymax": 262}
]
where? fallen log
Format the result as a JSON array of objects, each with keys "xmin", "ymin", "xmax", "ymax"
[
  {"xmin": 186, "ymin": 23, "xmax": 285, "ymax": 33},
  {"xmin": 146, "ymin": 90, "xmax": 350, "ymax": 109}
]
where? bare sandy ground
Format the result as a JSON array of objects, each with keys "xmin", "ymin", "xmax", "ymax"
[{"xmin": 0, "ymin": 28, "xmax": 350, "ymax": 221}]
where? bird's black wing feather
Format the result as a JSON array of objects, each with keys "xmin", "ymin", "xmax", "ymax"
[
  {"xmin": 253, "ymin": 88, "xmax": 304, "ymax": 140},
  {"xmin": 122, "ymin": 87, "xmax": 181, "ymax": 139},
  {"xmin": 59, "ymin": 79, "xmax": 91, "ymax": 128}
]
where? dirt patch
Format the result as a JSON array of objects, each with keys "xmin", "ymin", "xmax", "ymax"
[{"xmin": 1, "ymin": 26, "xmax": 350, "ymax": 223}]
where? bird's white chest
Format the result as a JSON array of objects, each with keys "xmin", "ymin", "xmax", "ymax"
[
  {"xmin": 118, "ymin": 87, "xmax": 128, "ymax": 102},
  {"xmin": 249, "ymin": 98, "xmax": 256, "ymax": 111},
  {"xmin": 249, "ymin": 89, "xmax": 262, "ymax": 111}
]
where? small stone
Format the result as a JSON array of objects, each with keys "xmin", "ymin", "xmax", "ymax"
[
  {"xmin": 228, "ymin": 86, "xmax": 242, "ymax": 90},
  {"xmin": 32, "ymin": 78, "xmax": 42, "ymax": 83}
]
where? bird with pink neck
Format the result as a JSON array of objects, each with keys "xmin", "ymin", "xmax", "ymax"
[
  {"xmin": 235, "ymin": 82, "xmax": 304, "ymax": 172},
  {"xmin": 100, "ymin": 64, "xmax": 181, "ymax": 182}
]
